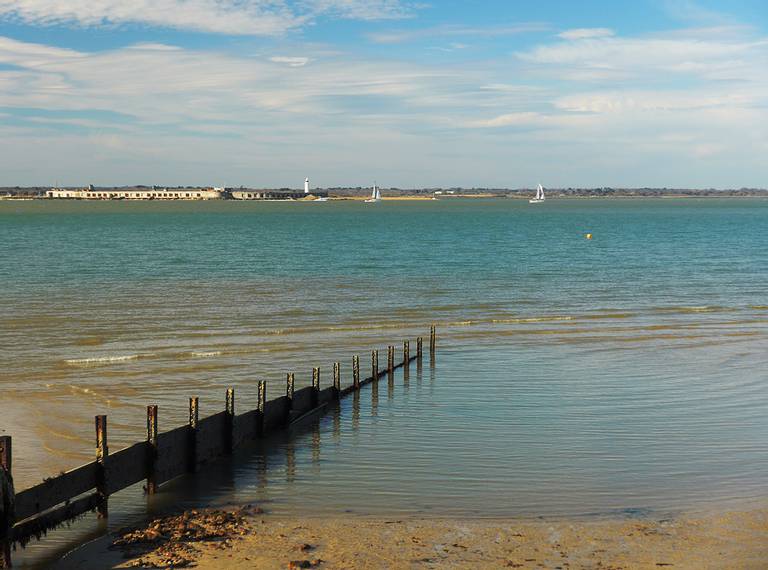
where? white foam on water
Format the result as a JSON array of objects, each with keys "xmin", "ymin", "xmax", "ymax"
[
  {"xmin": 64, "ymin": 354, "xmax": 140, "ymax": 366},
  {"xmin": 191, "ymin": 351, "xmax": 223, "ymax": 358}
]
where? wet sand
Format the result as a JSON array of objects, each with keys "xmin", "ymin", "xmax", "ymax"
[{"xmin": 56, "ymin": 504, "xmax": 768, "ymax": 569}]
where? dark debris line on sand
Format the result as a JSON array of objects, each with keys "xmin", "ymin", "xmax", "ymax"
[{"xmin": 109, "ymin": 506, "xmax": 262, "ymax": 568}]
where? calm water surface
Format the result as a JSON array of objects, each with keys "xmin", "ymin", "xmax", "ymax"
[{"xmin": 1, "ymin": 198, "xmax": 767, "ymax": 564}]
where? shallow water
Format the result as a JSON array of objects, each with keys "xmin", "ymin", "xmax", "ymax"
[{"xmin": 1, "ymin": 198, "xmax": 768, "ymax": 565}]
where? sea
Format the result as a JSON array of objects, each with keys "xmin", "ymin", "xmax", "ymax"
[{"xmin": 1, "ymin": 198, "xmax": 767, "ymax": 565}]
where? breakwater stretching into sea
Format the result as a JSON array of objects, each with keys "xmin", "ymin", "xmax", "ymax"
[{"xmin": 1, "ymin": 198, "xmax": 767, "ymax": 547}]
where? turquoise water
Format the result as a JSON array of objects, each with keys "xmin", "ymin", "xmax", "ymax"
[{"xmin": 1, "ymin": 198, "xmax": 768, "ymax": 564}]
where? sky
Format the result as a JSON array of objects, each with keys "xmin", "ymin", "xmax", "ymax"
[{"xmin": 0, "ymin": 0, "xmax": 766, "ymax": 188}]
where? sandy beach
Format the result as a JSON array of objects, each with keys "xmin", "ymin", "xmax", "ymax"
[{"xmin": 55, "ymin": 503, "xmax": 768, "ymax": 569}]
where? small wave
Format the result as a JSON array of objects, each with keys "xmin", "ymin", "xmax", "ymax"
[
  {"xmin": 653, "ymin": 306, "xmax": 727, "ymax": 314},
  {"xmin": 73, "ymin": 336, "xmax": 106, "ymax": 347},
  {"xmin": 492, "ymin": 316, "xmax": 574, "ymax": 324},
  {"xmin": 191, "ymin": 351, "xmax": 223, "ymax": 358},
  {"xmin": 65, "ymin": 354, "xmax": 139, "ymax": 366},
  {"xmin": 580, "ymin": 313, "xmax": 635, "ymax": 320}
]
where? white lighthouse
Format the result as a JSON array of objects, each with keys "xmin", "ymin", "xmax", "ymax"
[{"xmin": 304, "ymin": 178, "xmax": 310, "ymax": 194}]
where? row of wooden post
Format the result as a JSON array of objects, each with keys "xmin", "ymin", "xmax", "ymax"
[{"xmin": 0, "ymin": 326, "xmax": 437, "ymax": 567}]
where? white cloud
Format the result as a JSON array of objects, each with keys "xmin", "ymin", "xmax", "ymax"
[
  {"xmin": 0, "ymin": 0, "xmax": 416, "ymax": 35},
  {"xmin": 465, "ymin": 112, "xmax": 544, "ymax": 128},
  {"xmin": 554, "ymin": 91, "xmax": 755, "ymax": 113},
  {"xmin": 270, "ymin": 56, "xmax": 310, "ymax": 67},
  {"xmin": 558, "ymin": 28, "xmax": 614, "ymax": 40},
  {"xmin": 368, "ymin": 23, "xmax": 548, "ymax": 44},
  {"xmin": 0, "ymin": 23, "xmax": 766, "ymax": 188},
  {"xmin": 303, "ymin": 0, "xmax": 415, "ymax": 20},
  {"xmin": 662, "ymin": 0, "xmax": 734, "ymax": 25},
  {"xmin": 516, "ymin": 29, "xmax": 768, "ymax": 82}
]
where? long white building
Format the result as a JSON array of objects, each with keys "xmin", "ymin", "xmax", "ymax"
[{"xmin": 45, "ymin": 186, "xmax": 222, "ymax": 200}]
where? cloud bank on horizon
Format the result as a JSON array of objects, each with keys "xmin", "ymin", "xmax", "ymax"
[{"xmin": 0, "ymin": 0, "xmax": 765, "ymax": 187}]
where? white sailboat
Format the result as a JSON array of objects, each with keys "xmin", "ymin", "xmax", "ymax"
[
  {"xmin": 364, "ymin": 183, "xmax": 381, "ymax": 203},
  {"xmin": 529, "ymin": 184, "xmax": 545, "ymax": 204}
]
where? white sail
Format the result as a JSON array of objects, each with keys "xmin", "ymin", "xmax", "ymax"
[
  {"xmin": 365, "ymin": 183, "xmax": 381, "ymax": 203},
  {"xmin": 530, "ymin": 183, "xmax": 545, "ymax": 203}
]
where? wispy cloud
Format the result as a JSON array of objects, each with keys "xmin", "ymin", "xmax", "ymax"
[
  {"xmin": 662, "ymin": 0, "xmax": 736, "ymax": 25},
  {"xmin": 0, "ymin": 0, "xmax": 417, "ymax": 35},
  {"xmin": 516, "ymin": 28, "xmax": 768, "ymax": 82},
  {"xmin": 303, "ymin": 0, "xmax": 417, "ymax": 20},
  {"xmin": 464, "ymin": 111, "xmax": 545, "ymax": 129},
  {"xmin": 270, "ymin": 55, "xmax": 310, "ymax": 66},
  {"xmin": 558, "ymin": 28, "xmax": 614, "ymax": 40},
  {"xmin": 0, "ymin": 16, "xmax": 766, "ymax": 187},
  {"xmin": 368, "ymin": 23, "xmax": 549, "ymax": 44}
]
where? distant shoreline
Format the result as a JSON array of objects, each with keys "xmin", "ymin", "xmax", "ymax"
[{"xmin": 3, "ymin": 192, "xmax": 768, "ymax": 201}]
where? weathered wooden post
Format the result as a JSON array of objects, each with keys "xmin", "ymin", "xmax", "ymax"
[
  {"xmin": 286, "ymin": 373, "xmax": 295, "ymax": 401},
  {"xmin": 353, "ymin": 355, "xmax": 360, "ymax": 389},
  {"xmin": 430, "ymin": 325, "xmax": 436, "ymax": 355},
  {"xmin": 416, "ymin": 337, "xmax": 423, "ymax": 360},
  {"xmin": 371, "ymin": 349, "xmax": 379, "ymax": 380},
  {"xmin": 333, "ymin": 362, "xmax": 341, "ymax": 395},
  {"xmin": 387, "ymin": 345, "xmax": 395, "ymax": 374},
  {"xmin": 146, "ymin": 405, "xmax": 158, "ymax": 495},
  {"xmin": 0, "ymin": 436, "xmax": 13, "ymax": 570},
  {"xmin": 188, "ymin": 397, "xmax": 199, "ymax": 472},
  {"xmin": 225, "ymin": 388, "xmax": 235, "ymax": 453},
  {"xmin": 312, "ymin": 367, "xmax": 320, "ymax": 406},
  {"xmin": 95, "ymin": 415, "xmax": 109, "ymax": 518},
  {"xmin": 403, "ymin": 340, "xmax": 410, "ymax": 364},
  {"xmin": 257, "ymin": 381, "xmax": 266, "ymax": 435}
]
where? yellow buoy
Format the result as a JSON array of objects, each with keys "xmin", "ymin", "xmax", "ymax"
[{"xmin": 585, "ymin": 233, "xmax": 593, "ymax": 240}]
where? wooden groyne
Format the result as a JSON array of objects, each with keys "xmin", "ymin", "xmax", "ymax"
[{"xmin": 0, "ymin": 327, "xmax": 437, "ymax": 567}]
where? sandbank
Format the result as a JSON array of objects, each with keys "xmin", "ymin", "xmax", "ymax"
[{"xmin": 55, "ymin": 504, "xmax": 768, "ymax": 569}]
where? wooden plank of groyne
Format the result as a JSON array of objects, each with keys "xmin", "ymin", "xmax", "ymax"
[
  {"xmin": 14, "ymin": 462, "xmax": 98, "ymax": 522},
  {"xmin": 12, "ymin": 492, "xmax": 101, "ymax": 542},
  {"xmin": 291, "ymin": 387, "xmax": 315, "ymax": 416},
  {"xmin": 263, "ymin": 396, "xmax": 289, "ymax": 432},
  {"xmin": 105, "ymin": 442, "xmax": 149, "ymax": 495},
  {"xmin": 233, "ymin": 410, "xmax": 259, "ymax": 446},
  {"xmin": 318, "ymin": 386, "xmax": 337, "ymax": 406},
  {"xmin": 196, "ymin": 411, "xmax": 227, "ymax": 465},
  {"xmin": 155, "ymin": 425, "xmax": 189, "ymax": 485}
]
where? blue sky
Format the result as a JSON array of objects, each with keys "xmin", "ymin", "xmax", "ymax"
[{"xmin": 0, "ymin": 0, "xmax": 766, "ymax": 188}]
